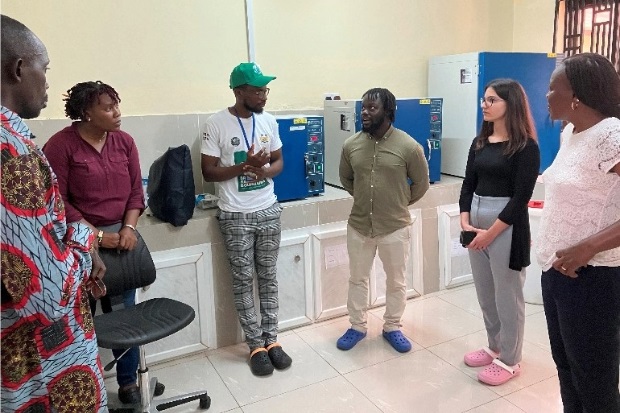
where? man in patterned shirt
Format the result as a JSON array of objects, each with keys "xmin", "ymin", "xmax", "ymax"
[{"xmin": 1, "ymin": 15, "xmax": 108, "ymax": 412}]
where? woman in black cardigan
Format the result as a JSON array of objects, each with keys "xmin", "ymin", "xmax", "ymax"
[{"xmin": 459, "ymin": 78, "xmax": 540, "ymax": 386}]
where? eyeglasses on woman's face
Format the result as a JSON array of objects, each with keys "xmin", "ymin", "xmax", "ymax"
[{"xmin": 480, "ymin": 96, "xmax": 505, "ymax": 107}]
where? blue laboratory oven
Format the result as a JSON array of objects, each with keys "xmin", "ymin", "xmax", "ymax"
[
  {"xmin": 272, "ymin": 115, "xmax": 325, "ymax": 202},
  {"xmin": 324, "ymin": 98, "xmax": 443, "ymax": 186}
]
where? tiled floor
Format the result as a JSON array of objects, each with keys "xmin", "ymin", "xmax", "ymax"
[{"xmin": 105, "ymin": 284, "xmax": 564, "ymax": 412}]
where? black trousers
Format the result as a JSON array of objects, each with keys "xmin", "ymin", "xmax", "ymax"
[{"xmin": 542, "ymin": 266, "xmax": 620, "ymax": 413}]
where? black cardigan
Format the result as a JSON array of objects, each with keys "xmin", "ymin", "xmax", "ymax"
[{"xmin": 459, "ymin": 137, "xmax": 541, "ymax": 271}]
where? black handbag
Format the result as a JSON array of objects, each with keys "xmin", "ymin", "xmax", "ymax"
[{"xmin": 96, "ymin": 223, "xmax": 156, "ymax": 297}]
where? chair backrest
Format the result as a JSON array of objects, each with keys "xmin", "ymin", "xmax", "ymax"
[{"xmin": 96, "ymin": 223, "xmax": 156, "ymax": 297}]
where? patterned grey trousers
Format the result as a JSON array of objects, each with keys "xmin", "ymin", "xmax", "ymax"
[{"xmin": 217, "ymin": 202, "xmax": 282, "ymax": 350}]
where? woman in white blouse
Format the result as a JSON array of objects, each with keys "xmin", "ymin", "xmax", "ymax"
[{"xmin": 538, "ymin": 53, "xmax": 620, "ymax": 413}]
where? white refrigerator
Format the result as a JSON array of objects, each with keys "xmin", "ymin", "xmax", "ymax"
[{"xmin": 428, "ymin": 52, "xmax": 563, "ymax": 177}]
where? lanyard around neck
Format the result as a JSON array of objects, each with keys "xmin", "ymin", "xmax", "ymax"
[{"xmin": 233, "ymin": 109, "xmax": 255, "ymax": 150}]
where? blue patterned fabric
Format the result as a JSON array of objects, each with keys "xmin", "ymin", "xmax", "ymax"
[{"xmin": 1, "ymin": 106, "xmax": 108, "ymax": 412}]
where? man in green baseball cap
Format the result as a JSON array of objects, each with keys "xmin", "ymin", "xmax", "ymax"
[
  {"xmin": 201, "ymin": 62, "xmax": 290, "ymax": 376},
  {"xmin": 229, "ymin": 62, "xmax": 276, "ymax": 89}
]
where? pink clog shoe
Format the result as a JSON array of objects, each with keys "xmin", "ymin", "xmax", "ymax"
[
  {"xmin": 464, "ymin": 347, "xmax": 499, "ymax": 367},
  {"xmin": 478, "ymin": 359, "xmax": 521, "ymax": 386}
]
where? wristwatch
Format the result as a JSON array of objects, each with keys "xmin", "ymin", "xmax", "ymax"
[{"xmin": 97, "ymin": 230, "xmax": 104, "ymax": 246}]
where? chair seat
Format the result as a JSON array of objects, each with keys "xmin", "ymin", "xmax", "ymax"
[{"xmin": 94, "ymin": 298, "xmax": 195, "ymax": 349}]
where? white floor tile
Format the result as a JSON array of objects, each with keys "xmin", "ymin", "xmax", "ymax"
[
  {"xmin": 208, "ymin": 333, "xmax": 339, "ymax": 406},
  {"xmin": 241, "ymin": 376, "xmax": 381, "ymax": 413},
  {"xmin": 387, "ymin": 296, "xmax": 485, "ymax": 347},
  {"xmin": 105, "ymin": 283, "xmax": 568, "ymax": 413},
  {"xmin": 504, "ymin": 376, "xmax": 563, "ymax": 413},
  {"xmin": 292, "ymin": 315, "xmax": 344, "ymax": 333},
  {"xmin": 297, "ymin": 312, "xmax": 420, "ymax": 375},
  {"xmin": 427, "ymin": 328, "xmax": 557, "ymax": 397},
  {"xmin": 106, "ymin": 354, "xmax": 238, "ymax": 413},
  {"xmin": 426, "ymin": 330, "xmax": 491, "ymax": 381},
  {"xmin": 438, "ymin": 284, "xmax": 544, "ymax": 318},
  {"xmin": 524, "ymin": 303, "xmax": 545, "ymax": 316},
  {"xmin": 486, "ymin": 342, "xmax": 556, "ymax": 397},
  {"xmin": 344, "ymin": 349, "xmax": 499, "ymax": 413},
  {"xmin": 433, "ymin": 283, "xmax": 476, "ymax": 297},
  {"xmin": 465, "ymin": 398, "xmax": 525, "ymax": 412},
  {"xmin": 523, "ymin": 311, "xmax": 551, "ymax": 352},
  {"xmin": 437, "ymin": 285, "xmax": 484, "ymax": 318}
]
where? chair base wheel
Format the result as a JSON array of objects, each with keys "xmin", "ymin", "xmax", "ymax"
[
  {"xmin": 154, "ymin": 381, "xmax": 165, "ymax": 397},
  {"xmin": 199, "ymin": 395, "xmax": 211, "ymax": 409}
]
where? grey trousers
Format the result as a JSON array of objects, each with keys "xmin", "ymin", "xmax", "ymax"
[{"xmin": 468, "ymin": 194, "xmax": 526, "ymax": 366}]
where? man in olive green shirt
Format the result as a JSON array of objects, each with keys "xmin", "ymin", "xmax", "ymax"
[{"xmin": 336, "ymin": 88, "xmax": 429, "ymax": 353}]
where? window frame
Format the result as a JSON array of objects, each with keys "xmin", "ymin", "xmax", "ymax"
[{"xmin": 553, "ymin": 0, "xmax": 620, "ymax": 71}]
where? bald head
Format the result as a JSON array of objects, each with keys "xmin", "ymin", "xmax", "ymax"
[
  {"xmin": 1, "ymin": 15, "xmax": 39, "ymax": 62},
  {"xmin": 1, "ymin": 15, "xmax": 49, "ymax": 119}
]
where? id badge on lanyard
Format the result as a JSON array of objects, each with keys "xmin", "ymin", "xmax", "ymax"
[{"xmin": 234, "ymin": 113, "xmax": 268, "ymax": 192}]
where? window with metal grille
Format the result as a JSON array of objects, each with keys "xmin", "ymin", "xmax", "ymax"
[{"xmin": 553, "ymin": 0, "xmax": 620, "ymax": 70}]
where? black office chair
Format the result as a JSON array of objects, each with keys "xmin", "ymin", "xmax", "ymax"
[{"xmin": 93, "ymin": 226, "xmax": 210, "ymax": 412}]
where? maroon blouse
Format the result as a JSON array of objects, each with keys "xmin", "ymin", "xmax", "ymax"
[{"xmin": 43, "ymin": 123, "xmax": 144, "ymax": 226}]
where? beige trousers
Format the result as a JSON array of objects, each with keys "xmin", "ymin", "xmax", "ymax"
[{"xmin": 346, "ymin": 224, "xmax": 411, "ymax": 333}]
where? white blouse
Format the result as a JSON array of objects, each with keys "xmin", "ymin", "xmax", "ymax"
[{"xmin": 536, "ymin": 117, "xmax": 620, "ymax": 270}]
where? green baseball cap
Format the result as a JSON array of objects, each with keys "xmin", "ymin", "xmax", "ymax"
[{"xmin": 229, "ymin": 62, "xmax": 276, "ymax": 89}]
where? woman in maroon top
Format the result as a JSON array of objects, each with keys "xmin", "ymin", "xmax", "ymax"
[{"xmin": 43, "ymin": 81, "xmax": 152, "ymax": 405}]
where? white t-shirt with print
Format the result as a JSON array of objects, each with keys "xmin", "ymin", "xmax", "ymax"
[
  {"xmin": 536, "ymin": 117, "xmax": 620, "ymax": 270},
  {"xmin": 201, "ymin": 108, "xmax": 283, "ymax": 213}
]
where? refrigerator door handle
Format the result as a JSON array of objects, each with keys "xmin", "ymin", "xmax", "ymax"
[{"xmin": 427, "ymin": 139, "xmax": 432, "ymax": 162}]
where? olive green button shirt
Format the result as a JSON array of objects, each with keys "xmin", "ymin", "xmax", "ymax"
[{"xmin": 339, "ymin": 125, "xmax": 430, "ymax": 238}]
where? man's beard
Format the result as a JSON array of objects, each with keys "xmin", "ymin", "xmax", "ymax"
[
  {"xmin": 361, "ymin": 118, "xmax": 382, "ymax": 134},
  {"xmin": 245, "ymin": 102, "xmax": 263, "ymax": 114}
]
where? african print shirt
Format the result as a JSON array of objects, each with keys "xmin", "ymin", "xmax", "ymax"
[{"xmin": 1, "ymin": 106, "xmax": 108, "ymax": 412}]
